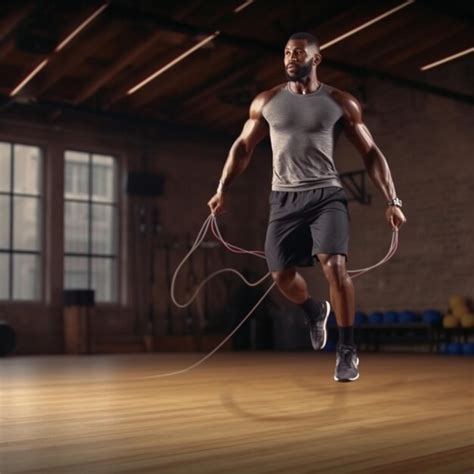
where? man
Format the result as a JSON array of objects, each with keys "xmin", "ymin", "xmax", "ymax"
[{"xmin": 207, "ymin": 32, "xmax": 406, "ymax": 382}]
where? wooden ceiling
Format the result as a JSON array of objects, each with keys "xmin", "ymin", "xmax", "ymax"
[{"xmin": 0, "ymin": 0, "xmax": 472, "ymax": 134}]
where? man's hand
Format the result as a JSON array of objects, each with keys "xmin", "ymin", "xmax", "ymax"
[
  {"xmin": 386, "ymin": 206, "xmax": 406, "ymax": 230},
  {"xmin": 207, "ymin": 192, "xmax": 225, "ymax": 215}
]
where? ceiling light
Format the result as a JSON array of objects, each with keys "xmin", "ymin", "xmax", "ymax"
[
  {"xmin": 420, "ymin": 47, "xmax": 474, "ymax": 71},
  {"xmin": 320, "ymin": 0, "xmax": 415, "ymax": 50},
  {"xmin": 234, "ymin": 0, "xmax": 254, "ymax": 13},
  {"xmin": 127, "ymin": 31, "xmax": 220, "ymax": 96},
  {"xmin": 9, "ymin": 59, "xmax": 49, "ymax": 96},
  {"xmin": 55, "ymin": 3, "xmax": 108, "ymax": 52}
]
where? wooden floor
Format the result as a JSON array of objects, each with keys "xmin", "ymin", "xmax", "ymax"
[{"xmin": 1, "ymin": 352, "xmax": 473, "ymax": 474}]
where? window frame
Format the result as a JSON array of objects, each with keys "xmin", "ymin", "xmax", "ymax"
[
  {"xmin": 63, "ymin": 148, "xmax": 122, "ymax": 304},
  {"xmin": 0, "ymin": 140, "xmax": 45, "ymax": 302}
]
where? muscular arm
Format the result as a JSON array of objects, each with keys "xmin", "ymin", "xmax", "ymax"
[
  {"xmin": 218, "ymin": 94, "xmax": 269, "ymax": 189},
  {"xmin": 332, "ymin": 90, "xmax": 406, "ymax": 229},
  {"xmin": 207, "ymin": 91, "xmax": 272, "ymax": 215},
  {"xmin": 337, "ymin": 92, "xmax": 396, "ymax": 202}
]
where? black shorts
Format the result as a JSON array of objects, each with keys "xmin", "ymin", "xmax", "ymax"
[{"xmin": 264, "ymin": 186, "xmax": 350, "ymax": 272}]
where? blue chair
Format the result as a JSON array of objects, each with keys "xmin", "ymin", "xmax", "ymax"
[
  {"xmin": 439, "ymin": 343, "xmax": 449, "ymax": 354},
  {"xmin": 327, "ymin": 311, "xmax": 337, "ymax": 327},
  {"xmin": 462, "ymin": 343, "xmax": 474, "ymax": 356},
  {"xmin": 447, "ymin": 342, "xmax": 463, "ymax": 355},
  {"xmin": 323, "ymin": 340, "xmax": 337, "ymax": 352},
  {"xmin": 399, "ymin": 311, "xmax": 417, "ymax": 323},
  {"xmin": 383, "ymin": 311, "xmax": 399, "ymax": 324},
  {"xmin": 354, "ymin": 311, "xmax": 367, "ymax": 325},
  {"xmin": 368, "ymin": 311, "xmax": 383, "ymax": 324},
  {"xmin": 422, "ymin": 309, "xmax": 442, "ymax": 325}
]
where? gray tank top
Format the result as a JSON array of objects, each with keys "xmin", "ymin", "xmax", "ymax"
[{"xmin": 262, "ymin": 83, "xmax": 345, "ymax": 191}]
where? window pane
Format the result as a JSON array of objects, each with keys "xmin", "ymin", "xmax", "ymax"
[
  {"xmin": 0, "ymin": 195, "xmax": 10, "ymax": 248},
  {"xmin": 92, "ymin": 204, "xmax": 116, "ymax": 255},
  {"xmin": 13, "ymin": 253, "xmax": 41, "ymax": 300},
  {"xmin": 65, "ymin": 151, "xmax": 89, "ymax": 200},
  {"xmin": 0, "ymin": 253, "xmax": 9, "ymax": 298},
  {"xmin": 91, "ymin": 257, "xmax": 116, "ymax": 302},
  {"xmin": 92, "ymin": 154, "xmax": 116, "ymax": 203},
  {"xmin": 13, "ymin": 197, "xmax": 40, "ymax": 251},
  {"xmin": 64, "ymin": 202, "xmax": 89, "ymax": 253},
  {"xmin": 64, "ymin": 257, "xmax": 89, "ymax": 289},
  {"xmin": 13, "ymin": 145, "xmax": 41, "ymax": 195},
  {"xmin": 0, "ymin": 142, "xmax": 11, "ymax": 192}
]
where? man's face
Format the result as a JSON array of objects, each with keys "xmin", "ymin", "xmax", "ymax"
[{"xmin": 284, "ymin": 39, "xmax": 318, "ymax": 81}]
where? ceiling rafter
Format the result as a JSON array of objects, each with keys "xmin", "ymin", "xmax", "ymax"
[
  {"xmin": 73, "ymin": 0, "xmax": 207, "ymax": 105},
  {"xmin": 23, "ymin": 17, "xmax": 125, "ymax": 99},
  {"xmin": 99, "ymin": 0, "xmax": 473, "ymax": 114},
  {"xmin": 113, "ymin": 0, "xmax": 357, "ymax": 110},
  {"xmin": 0, "ymin": 0, "xmax": 472, "ymax": 135},
  {"xmin": 0, "ymin": 2, "xmax": 36, "ymax": 44},
  {"xmin": 73, "ymin": 28, "xmax": 163, "ymax": 105}
]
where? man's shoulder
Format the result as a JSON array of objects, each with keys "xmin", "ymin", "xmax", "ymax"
[
  {"xmin": 252, "ymin": 83, "xmax": 286, "ymax": 110},
  {"xmin": 325, "ymin": 84, "xmax": 362, "ymax": 120},
  {"xmin": 325, "ymin": 84, "xmax": 357, "ymax": 104}
]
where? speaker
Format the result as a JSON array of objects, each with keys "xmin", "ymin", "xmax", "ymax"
[
  {"xmin": 126, "ymin": 171, "xmax": 165, "ymax": 197},
  {"xmin": 64, "ymin": 289, "xmax": 95, "ymax": 307}
]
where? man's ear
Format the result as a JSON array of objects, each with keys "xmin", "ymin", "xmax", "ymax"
[{"xmin": 314, "ymin": 53, "xmax": 322, "ymax": 66}]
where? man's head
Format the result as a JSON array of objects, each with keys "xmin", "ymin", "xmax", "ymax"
[{"xmin": 284, "ymin": 32, "xmax": 321, "ymax": 82}]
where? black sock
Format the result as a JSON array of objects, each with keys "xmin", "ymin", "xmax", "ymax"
[
  {"xmin": 299, "ymin": 296, "xmax": 320, "ymax": 319},
  {"xmin": 338, "ymin": 326, "xmax": 355, "ymax": 347}
]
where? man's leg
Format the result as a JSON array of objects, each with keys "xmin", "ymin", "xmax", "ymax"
[
  {"xmin": 318, "ymin": 253, "xmax": 359, "ymax": 382},
  {"xmin": 317, "ymin": 254, "xmax": 354, "ymax": 328},
  {"xmin": 271, "ymin": 267, "xmax": 331, "ymax": 350},
  {"xmin": 270, "ymin": 267, "xmax": 308, "ymax": 304}
]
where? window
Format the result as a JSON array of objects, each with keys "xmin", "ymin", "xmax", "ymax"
[
  {"xmin": 0, "ymin": 142, "xmax": 43, "ymax": 300},
  {"xmin": 64, "ymin": 151, "xmax": 119, "ymax": 303}
]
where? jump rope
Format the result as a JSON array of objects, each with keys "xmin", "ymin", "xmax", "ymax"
[{"xmin": 139, "ymin": 214, "xmax": 399, "ymax": 380}]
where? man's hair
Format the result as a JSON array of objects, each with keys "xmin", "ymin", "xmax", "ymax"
[{"xmin": 288, "ymin": 32, "xmax": 320, "ymax": 51}]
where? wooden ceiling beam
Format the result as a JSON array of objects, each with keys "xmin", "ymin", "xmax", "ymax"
[
  {"xmin": 100, "ymin": 36, "xmax": 202, "ymax": 109},
  {"xmin": 73, "ymin": 0, "xmax": 206, "ymax": 105},
  {"xmin": 375, "ymin": 26, "xmax": 470, "ymax": 70},
  {"xmin": 0, "ymin": 40, "xmax": 17, "ymax": 61},
  {"xmin": 99, "ymin": 1, "xmax": 252, "ymax": 109},
  {"xmin": 72, "ymin": 29, "xmax": 163, "ymax": 105},
  {"xmin": 127, "ymin": 1, "xmax": 473, "ymax": 108},
  {"xmin": 120, "ymin": 1, "xmax": 356, "ymax": 111},
  {"xmin": 416, "ymin": 0, "xmax": 474, "ymax": 22},
  {"xmin": 0, "ymin": 2, "xmax": 36, "ymax": 43},
  {"xmin": 23, "ymin": 17, "xmax": 125, "ymax": 99},
  {"xmin": 174, "ymin": 60, "xmax": 261, "ymax": 122},
  {"xmin": 0, "ymin": 2, "xmax": 36, "ymax": 61}
]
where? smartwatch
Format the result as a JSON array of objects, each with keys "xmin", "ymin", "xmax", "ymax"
[{"xmin": 387, "ymin": 197, "xmax": 402, "ymax": 208}]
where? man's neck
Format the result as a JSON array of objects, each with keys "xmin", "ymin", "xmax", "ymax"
[{"xmin": 288, "ymin": 76, "xmax": 320, "ymax": 95}]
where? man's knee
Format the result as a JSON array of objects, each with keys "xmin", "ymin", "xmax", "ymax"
[
  {"xmin": 320, "ymin": 255, "xmax": 348, "ymax": 284},
  {"xmin": 271, "ymin": 268, "xmax": 296, "ymax": 286}
]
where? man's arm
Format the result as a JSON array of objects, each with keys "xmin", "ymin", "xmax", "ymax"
[
  {"xmin": 208, "ymin": 92, "xmax": 269, "ymax": 215},
  {"xmin": 334, "ymin": 90, "xmax": 406, "ymax": 230}
]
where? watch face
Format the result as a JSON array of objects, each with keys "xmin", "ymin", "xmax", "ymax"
[{"xmin": 389, "ymin": 198, "xmax": 402, "ymax": 207}]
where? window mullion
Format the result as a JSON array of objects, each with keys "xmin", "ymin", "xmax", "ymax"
[
  {"xmin": 9, "ymin": 143, "xmax": 13, "ymax": 299},
  {"xmin": 88, "ymin": 153, "xmax": 92, "ymax": 290}
]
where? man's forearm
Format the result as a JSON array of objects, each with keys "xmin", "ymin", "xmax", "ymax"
[
  {"xmin": 218, "ymin": 139, "xmax": 252, "ymax": 191},
  {"xmin": 364, "ymin": 146, "xmax": 397, "ymax": 202}
]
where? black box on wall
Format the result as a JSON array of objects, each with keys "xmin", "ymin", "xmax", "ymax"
[{"xmin": 126, "ymin": 171, "xmax": 165, "ymax": 197}]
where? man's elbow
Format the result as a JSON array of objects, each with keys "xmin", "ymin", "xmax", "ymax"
[
  {"xmin": 234, "ymin": 138, "xmax": 253, "ymax": 161},
  {"xmin": 362, "ymin": 146, "xmax": 377, "ymax": 167}
]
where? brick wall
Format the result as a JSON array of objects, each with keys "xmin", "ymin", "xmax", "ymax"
[
  {"xmin": 334, "ymin": 77, "xmax": 473, "ymax": 314},
  {"xmin": 0, "ymin": 61, "xmax": 472, "ymax": 353}
]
